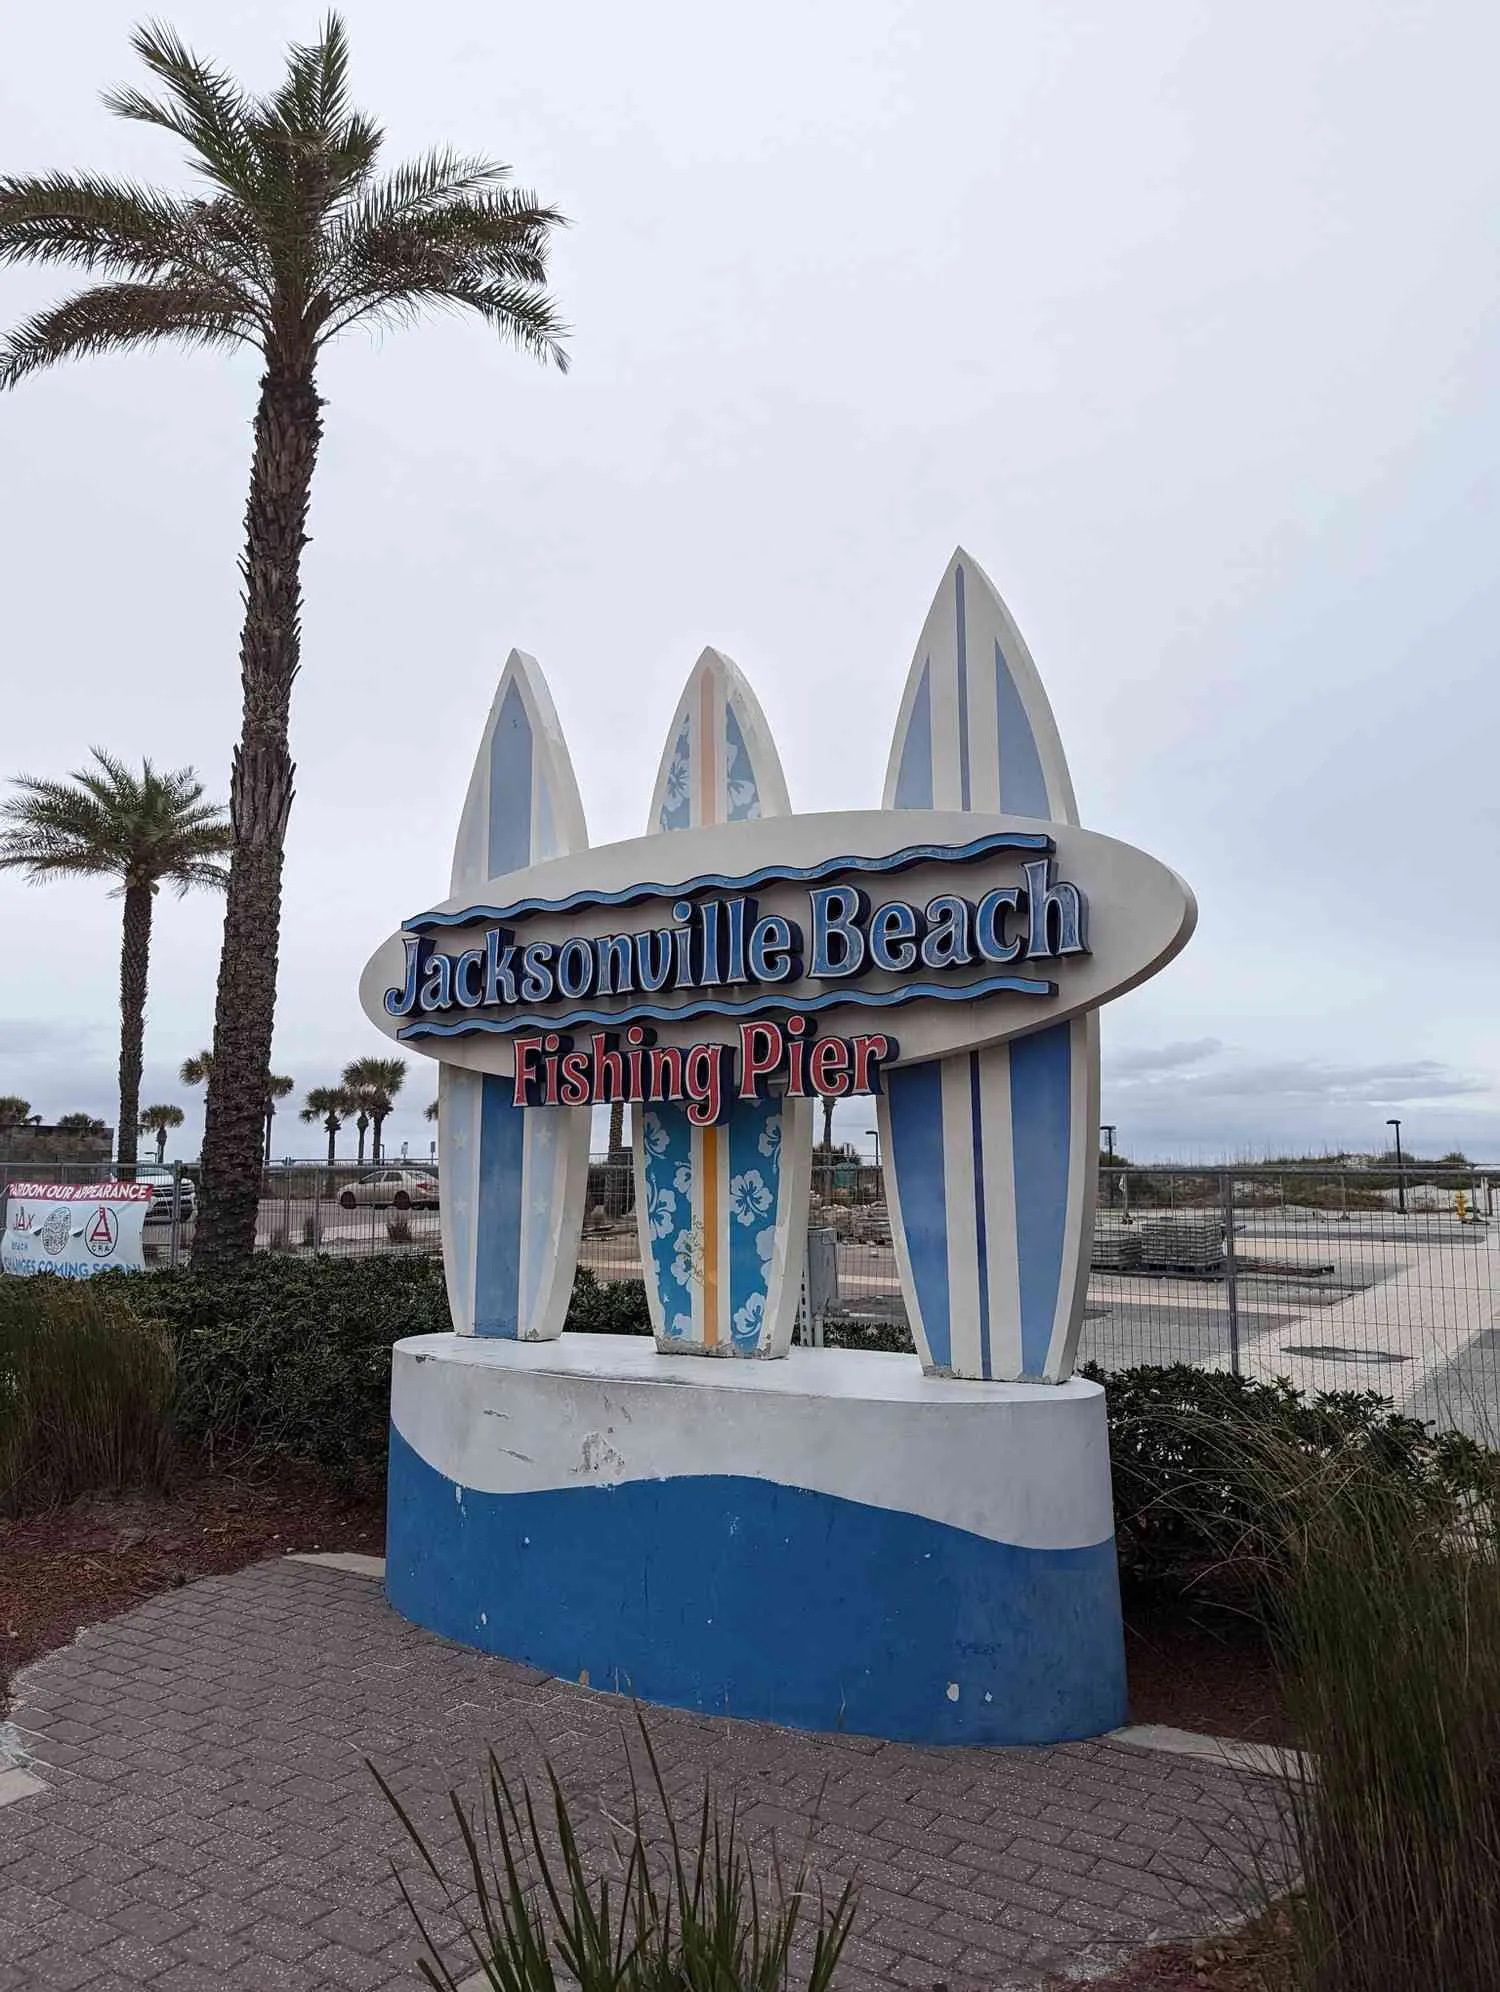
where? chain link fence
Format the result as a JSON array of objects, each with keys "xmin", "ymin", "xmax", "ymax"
[{"xmin": 6, "ymin": 1154, "xmax": 1498, "ymax": 1435}]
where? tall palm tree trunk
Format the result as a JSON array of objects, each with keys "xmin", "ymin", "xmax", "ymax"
[
  {"xmin": 115, "ymin": 882, "xmax": 153, "ymax": 1174},
  {"xmin": 155, "ymin": 1127, "xmax": 167, "ymax": 1165},
  {"xmin": 196, "ymin": 361, "xmax": 322, "ymax": 1264},
  {"xmin": 263, "ymin": 1104, "xmax": 274, "ymax": 1164},
  {"xmin": 372, "ymin": 1112, "xmax": 386, "ymax": 1163}
]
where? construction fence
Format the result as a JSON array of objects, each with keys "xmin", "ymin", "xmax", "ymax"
[{"xmin": 5, "ymin": 1156, "xmax": 1498, "ymax": 1438}]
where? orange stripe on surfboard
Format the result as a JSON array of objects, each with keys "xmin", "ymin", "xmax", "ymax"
[{"xmin": 700, "ymin": 1125, "xmax": 720, "ymax": 1345}]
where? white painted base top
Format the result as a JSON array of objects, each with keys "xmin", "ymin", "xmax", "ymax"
[{"xmin": 391, "ymin": 1332, "xmax": 1114, "ymax": 1553}]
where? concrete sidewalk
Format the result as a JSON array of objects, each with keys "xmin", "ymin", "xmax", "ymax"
[{"xmin": 0, "ymin": 1560, "xmax": 1287, "ymax": 1991}]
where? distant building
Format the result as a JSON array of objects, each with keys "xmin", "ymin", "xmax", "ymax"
[{"xmin": 0, "ymin": 1123, "xmax": 115, "ymax": 1177}]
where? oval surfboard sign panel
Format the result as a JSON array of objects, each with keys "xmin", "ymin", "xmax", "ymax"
[
  {"xmin": 357, "ymin": 806, "xmax": 1194, "ymax": 1070},
  {"xmin": 435, "ymin": 650, "xmax": 593, "ymax": 1342},
  {"xmin": 631, "ymin": 648, "xmax": 814, "ymax": 1360}
]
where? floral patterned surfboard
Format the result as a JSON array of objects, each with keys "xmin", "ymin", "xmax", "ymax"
[{"xmin": 632, "ymin": 649, "xmax": 814, "ymax": 1356}]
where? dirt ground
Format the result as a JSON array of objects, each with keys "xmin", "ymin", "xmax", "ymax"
[{"xmin": 1, "ymin": 1473, "xmax": 383, "ymax": 1708}]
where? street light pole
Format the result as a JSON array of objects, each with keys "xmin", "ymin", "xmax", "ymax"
[
  {"xmin": 867, "ymin": 1126, "xmax": 881, "ymax": 1171},
  {"xmin": 1100, "ymin": 1124, "xmax": 1117, "ymax": 1207},
  {"xmin": 1387, "ymin": 1117, "xmax": 1406, "ymax": 1216}
]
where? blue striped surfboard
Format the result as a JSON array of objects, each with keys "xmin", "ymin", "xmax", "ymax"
[
  {"xmin": 439, "ymin": 651, "xmax": 593, "ymax": 1340},
  {"xmin": 878, "ymin": 551, "xmax": 1100, "ymax": 1382},
  {"xmin": 633, "ymin": 648, "xmax": 814, "ymax": 1357}
]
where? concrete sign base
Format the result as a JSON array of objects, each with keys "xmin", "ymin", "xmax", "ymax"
[{"xmin": 386, "ymin": 1333, "xmax": 1126, "ymax": 1745}]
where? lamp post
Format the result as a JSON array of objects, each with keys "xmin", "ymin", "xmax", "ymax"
[
  {"xmin": 1386, "ymin": 1117, "xmax": 1406, "ymax": 1216},
  {"xmin": 1100, "ymin": 1124, "xmax": 1117, "ymax": 1207},
  {"xmin": 867, "ymin": 1126, "xmax": 881, "ymax": 1171}
]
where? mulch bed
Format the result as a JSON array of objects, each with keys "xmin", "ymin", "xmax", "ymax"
[
  {"xmin": 1, "ymin": 1472, "xmax": 383, "ymax": 1709},
  {"xmin": 1123, "ymin": 1601, "xmax": 1291, "ymax": 1745},
  {"xmin": 1068, "ymin": 1909, "xmax": 1292, "ymax": 1989}
]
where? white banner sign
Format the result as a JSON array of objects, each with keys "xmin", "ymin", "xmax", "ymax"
[{"xmin": 2, "ymin": 1181, "xmax": 153, "ymax": 1279}]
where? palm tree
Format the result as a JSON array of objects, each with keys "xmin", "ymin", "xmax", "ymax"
[
  {"xmin": 0, "ymin": 752, "xmax": 230, "ymax": 1171},
  {"xmin": 139, "ymin": 1103, "xmax": 185, "ymax": 1164},
  {"xmin": 424, "ymin": 1098, "xmax": 439, "ymax": 1124},
  {"xmin": 342, "ymin": 1056, "xmax": 406, "ymax": 1163},
  {"xmin": 263, "ymin": 1072, "xmax": 294, "ymax": 1162},
  {"xmin": 299, "ymin": 1085, "xmax": 351, "ymax": 1172},
  {"xmin": 56, "ymin": 1113, "xmax": 107, "ymax": 1135},
  {"xmin": 0, "ymin": 1096, "xmax": 31, "ymax": 1125},
  {"xmin": 179, "ymin": 1049, "xmax": 213, "ymax": 1090},
  {"xmin": 0, "ymin": 18, "xmax": 568, "ymax": 1261},
  {"xmin": 186, "ymin": 1048, "xmax": 291, "ymax": 1161}
]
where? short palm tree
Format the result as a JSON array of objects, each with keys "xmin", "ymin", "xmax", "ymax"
[
  {"xmin": 300, "ymin": 1084, "xmax": 351, "ymax": 1170},
  {"xmin": 0, "ymin": 1096, "xmax": 32, "ymax": 1125},
  {"xmin": 0, "ymin": 752, "xmax": 230, "ymax": 1170},
  {"xmin": 179, "ymin": 1049, "xmax": 213, "ymax": 1090},
  {"xmin": 184, "ymin": 1049, "xmax": 293, "ymax": 1161},
  {"xmin": 263, "ymin": 1071, "xmax": 294, "ymax": 1162},
  {"xmin": 0, "ymin": 17, "xmax": 568, "ymax": 1262},
  {"xmin": 56, "ymin": 1113, "xmax": 107, "ymax": 1135},
  {"xmin": 139, "ymin": 1102, "xmax": 185, "ymax": 1164},
  {"xmin": 342, "ymin": 1055, "xmax": 406, "ymax": 1164}
]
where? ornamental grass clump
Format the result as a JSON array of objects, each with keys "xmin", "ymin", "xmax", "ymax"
[
  {"xmin": 0, "ymin": 1273, "xmax": 175, "ymax": 1513},
  {"xmin": 1270, "ymin": 1454, "xmax": 1500, "ymax": 1991},
  {"xmin": 1187, "ymin": 1418, "xmax": 1500, "ymax": 1992},
  {"xmin": 375, "ymin": 1717, "xmax": 857, "ymax": 1991}
]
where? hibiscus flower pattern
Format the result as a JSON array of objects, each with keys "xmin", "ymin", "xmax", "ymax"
[
  {"xmin": 757, "ymin": 1115, "xmax": 782, "ymax": 1162},
  {"xmin": 640, "ymin": 1112, "xmax": 671, "ymax": 1160},
  {"xmin": 658, "ymin": 717, "xmax": 692, "ymax": 830},
  {"xmin": 724, "ymin": 707, "xmax": 761, "ymax": 822},
  {"xmin": 646, "ymin": 1180, "xmax": 677, "ymax": 1241},
  {"xmin": 731, "ymin": 1291, "xmax": 765, "ymax": 1349},
  {"xmin": 728, "ymin": 1168, "xmax": 773, "ymax": 1227}
]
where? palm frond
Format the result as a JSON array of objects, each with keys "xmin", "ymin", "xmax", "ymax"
[
  {"xmin": 0, "ymin": 280, "xmax": 254, "ymax": 387},
  {"xmin": 349, "ymin": 273, "xmax": 570, "ymax": 369},
  {"xmin": 104, "ymin": 20, "xmax": 260, "ymax": 202},
  {"xmin": 0, "ymin": 174, "xmax": 203, "ymax": 278},
  {"xmin": 0, "ymin": 750, "xmax": 229, "ymax": 892},
  {"xmin": 322, "ymin": 150, "xmax": 516, "ymax": 252}
]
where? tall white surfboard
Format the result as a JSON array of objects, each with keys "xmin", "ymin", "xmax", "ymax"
[
  {"xmin": 879, "ymin": 551, "xmax": 1100, "ymax": 1381},
  {"xmin": 632, "ymin": 648, "xmax": 814, "ymax": 1356},
  {"xmin": 439, "ymin": 651, "xmax": 593, "ymax": 1339}
]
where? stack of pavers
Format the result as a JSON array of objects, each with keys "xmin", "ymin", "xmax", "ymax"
[
  {"xmin": 1091, "ymin": 1220, "xmax": 1143, "ymax": 1270},
  {"xmin": 1138, "ymin": 1215, "xmax": 1225, "ymax": 1273}
]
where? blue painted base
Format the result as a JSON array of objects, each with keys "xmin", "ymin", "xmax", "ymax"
[{"xmin": 386, "ymin": 1423, "xmax": 1126, "ymax": 1745}]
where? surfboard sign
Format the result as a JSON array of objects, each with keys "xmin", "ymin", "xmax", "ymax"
[{"xmin": 359, "ymin": 552, "xmax": 1196, "ymax": 1377}]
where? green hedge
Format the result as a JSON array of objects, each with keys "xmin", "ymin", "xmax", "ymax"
[{"xmin": 1084, "ymin": 1361, "xmax": 1496, "ymax": 1597}]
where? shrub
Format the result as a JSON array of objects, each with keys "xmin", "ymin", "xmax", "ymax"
[
  {"xmin": 0, "ymin": 1274, "xmax": 175, "ymax": 1514},
  {"xmin": 1081, "ymin": 1362, "xmax": 1494, "ymax": 1600},
  {"xmin": 133, "ymin": 1253, "xmax": 452, "ymax": 1488},
  {"xmin": 376, "ymin": 1714, "xmax": 857, "ymax": 1991},
  {"xmin": 820, "ymin": 1315, "xmax": 913, "ymax": 1354},
  {"xmin": 564, "ymin": 1267, "xmax": 651, "ymax": 1335}
]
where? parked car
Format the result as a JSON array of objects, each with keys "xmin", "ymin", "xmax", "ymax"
[
  {"xmin": 338, "ymin": 1168, "xmax": 439, "ymax": 1211},
  {"xmin": 139, "ymin": 1166, "xmax": 196, "ymax": 1225}
]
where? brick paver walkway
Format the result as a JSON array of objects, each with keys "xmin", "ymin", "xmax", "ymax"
[{"xmin": 0, "ymin": 1561, "xmax": 1286, "ymax": 1991}]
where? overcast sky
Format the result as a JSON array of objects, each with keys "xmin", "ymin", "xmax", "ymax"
[{"xmin": 1, "ymin": 0, "xmax": 1496, "ymax": 1165}]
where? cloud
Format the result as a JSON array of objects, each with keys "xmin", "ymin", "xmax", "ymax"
[{"xmin": 1108, "ymin": 1038, "xmax": 1223, "ymax": 1076}]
